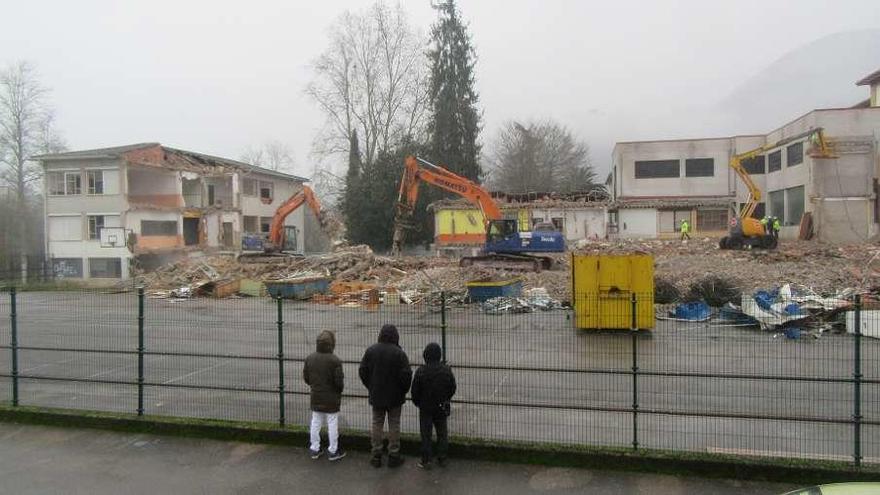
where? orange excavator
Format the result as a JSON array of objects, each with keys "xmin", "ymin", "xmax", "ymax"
[
  {"xmin": 241, "ymin": 185, "xmax": 322, "ymax": 259},
  {"xmin": 392, "ymin": 156, "xmax": 565, "ymax": 270},
  {"xmin": 267, "ymin": 185, "xmax": 322, "ymax": 252}
]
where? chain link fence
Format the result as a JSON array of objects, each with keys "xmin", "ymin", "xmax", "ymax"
[{"xmin": 0, "ymin": 287, "xmax": 876, "ymax": 466}]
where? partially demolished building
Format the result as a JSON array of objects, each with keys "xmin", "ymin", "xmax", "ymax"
[
  {"xmin": 36, "ymin": 143, "xmax": 321, "ymax": 280},
  {"xmin": 610, "ymin": 68, "xmax": 880, "ymax": 243}
]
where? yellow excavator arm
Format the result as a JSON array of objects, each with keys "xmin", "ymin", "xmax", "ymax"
[{"xmin": 723, "ymin": 127, "xmax": 835, "ymax": 249}]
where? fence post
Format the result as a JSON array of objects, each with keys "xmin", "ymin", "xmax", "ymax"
[
  {"xmin": 10, "ymin": 287, "xmax": 18, "ymax": 407},
  {"xmin": 137, "ymin": 287, "xmax": 145, "ymax": 416},
  {"xmin": 853, "ymin": 294, "xmax": 862, "ymax": 468},
  {"xmin": 631, "ymin": 292, "xmax": 639, "ymax": 451},
  {"xmin": 276, "ymin": 297, "xmax": 286, "ymax": 428},
  {"xmin": 440, "ymin": 291, "xmax": 448, "ymax": 364}
]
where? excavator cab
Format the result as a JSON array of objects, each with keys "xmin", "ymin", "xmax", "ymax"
[
  {"xmin": 486, "ymin": 219, "xmax": 518, "ymax": 244},
  {"xmin": 282, "ymin": 226, "xmax": 298, "ymax": 252}
]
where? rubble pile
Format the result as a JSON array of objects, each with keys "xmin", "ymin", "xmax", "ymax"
[
  {"xmin": 577, "ymin": 238, "xmax": 880, "ymax": 296},
  {"xmin": 135, "ymin": 236, "xmax": 880, "ymax": 315},
  {"xmin": 135, "ymin": 245, "xmax": 428, "ymax": 289}
]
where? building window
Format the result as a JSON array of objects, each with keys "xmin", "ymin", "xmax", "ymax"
[
  {"xmin": 243, "ymin": 215, "xmax": 258, "ymax": 233},
  {"xmin": 52, "ymin": 258, "xmax": 83, "ymax": 278},
  {"xmin": 685, "ymin": 158, "xmax": 714, "ymax": 177},
  {"xmin": 260, "ymin": 216, "xmax": 273, "ymax": 234},
  {"xmin": 635, "ymin": 160, "xmax": 679, "ymax": 179},
  {"xmin": 742, "ymin": 156, "xmax": 765, "ymax": 175},
  {"xmin": 87, "ymin": 170, "xmax": 104, "ymax": 194},
  {"xmin": 696, "ymin": 209, "xmax": 727, "ymax": 231},
  {"xmin": 48, "ymin": 172, "xmax": 65, "ymax": 195},
  {"xmin": 658, "ymin": 209, "xmax": 691, "ymax": 233},
  {"xmin": 785, "ymin": 185, "xmax": 805, "ymax": 226},
  {"xmin": 787, "ymin": 142, "xmax": 803, "ymax": 167},
  {"xmin": 242, "ymin": 178, "xmax": 258, "ymax": 196},
  {"xmin": 768, "ymin": 190, "xmax": 785, "ymax": 224},
  {"xmin": 768, "ymin": 151, "xmax": 782, "ymax": 172},
  {"xmin": 88, "ymin": 215, "xmax": 105, "ymax": 240},
  {"xmin": 89, "ymin": 257, "xmax": 122, "ymax": 278},
  {"xmin": 141, "ymin": 220, "xmax": 178, "ymax": 236},
  {"xmin": 259, "ymin": 181, "xmax": 274, "ymax": 201},
  {"xmin": 48, "ymin": 171, "xmax": 82, "ymax": 195},
  {"xmin": 66, "ymin": 172, "xmax": 82, "ymax": 195}
]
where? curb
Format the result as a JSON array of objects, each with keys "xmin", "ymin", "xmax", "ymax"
[{"xmin": 0, "ymin": 405, "xmax": 876, "ymax": 484}]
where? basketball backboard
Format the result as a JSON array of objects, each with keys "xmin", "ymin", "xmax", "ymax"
[{"xmin": 100, "ymin": 227, "xmax": 130, "ymax": 248}]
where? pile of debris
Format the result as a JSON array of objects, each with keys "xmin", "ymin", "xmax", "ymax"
[
  {"xmin": 481, "ymin": 288, "xmax": 565, "ymax": 315},
  {"xmin": 134, "ymin": 245, "xmax": 423, "ymax": 291},
  {"xmin": 577, "ymin": 238, "xmax": 880, "ymax": 297}
]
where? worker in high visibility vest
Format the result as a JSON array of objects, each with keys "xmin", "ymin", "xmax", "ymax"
[
  {"xmin": 760, "ymin": 216, "xmax": 770, "ymax": 235},
  {"xmin": 772, "ymin": 217, "xmax": 781, "ymax": 239},
  {"xmin": 680, "ymin": 219, "xmax": 691, "ymax": 241}
]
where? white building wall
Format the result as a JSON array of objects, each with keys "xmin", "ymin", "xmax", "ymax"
[
  {"xmin": 44, "ymin": 159, "xmax": 131, "ymax": 280},
  {"xmin": 239, "ymin": 173, "xmax": 303, "ymax": 218},
  {"xmin": 618, "ymin": 209, "xmax": 657, "ymax": 238},
  {"xmin": 530, "ymin": 208, "xmax": 607, "ymax": 241},
  {"xmin": 612, "ymin": 138, "xmax": 746, "ymax": 199}
]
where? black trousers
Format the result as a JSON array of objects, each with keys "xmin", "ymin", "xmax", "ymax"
[{"xmin": 419, "ymin": 409, "xmax": 448, "ymax": 462}]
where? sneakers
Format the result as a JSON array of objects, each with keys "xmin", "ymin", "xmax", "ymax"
[
  {"xmin": 309, "ymin": 449, "xmax": 323, "ymax": 460},
  {"xmin": 328, "ymin": 449, "xmax": 346, "ymax": 462},
  {"xmin": 417, "ymin": 460, "xmax": 432, "ymax": 470},
  {"xmin": 370, "ymin": 455, "xmax": 382, "ymax": 468},
  {"xmin": 387, "ymin": 455, "xmax": 404, "ymax": 468}
]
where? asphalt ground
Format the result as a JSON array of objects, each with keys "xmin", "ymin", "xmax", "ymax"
[
  {"xmin": 0, "ymin": 291, "xmax": 877, "ymax": 463},
  {"xmin": 0, "ymin": 422, "xmax": 799, "ymax": 495}
]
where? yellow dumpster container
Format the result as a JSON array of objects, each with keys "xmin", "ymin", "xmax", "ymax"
[{"xmin": 571, "ymin": 254, "xmax": 654, "ymax": 330}]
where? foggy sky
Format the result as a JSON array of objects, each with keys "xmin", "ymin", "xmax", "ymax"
[{"xmin": 2, "ymin": 0, "xmax": 879, "ymax": 180}]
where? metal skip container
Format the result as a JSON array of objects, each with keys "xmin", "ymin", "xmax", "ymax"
[{"xmin": 571, "ymin": 254, "xmax": 655, "ymax": 330}]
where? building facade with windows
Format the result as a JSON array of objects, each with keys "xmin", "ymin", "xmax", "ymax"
[
  {"xmin": 36, "ymin": 143, "xmax": 322, "ymax": 281},
  {"xmin": 609, "ymin": 70, "xmax": 880, "ymax": 243}
]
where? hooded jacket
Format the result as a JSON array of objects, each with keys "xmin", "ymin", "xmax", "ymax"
[
  {"xmin": 359, "ymin": 324, "xmax": 412, "ymax": 409},
  {"xmin": 303, "ymin": 330, "xmax": 344, "ymax": 413},
  {"xmin": 411, "ymin": 343, "xmax": 456, "ymax": 415}
]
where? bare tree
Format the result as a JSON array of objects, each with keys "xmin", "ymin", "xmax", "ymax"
[
  {"xmin": 489, "ymin": 119, "xmax": 597, "ymax": 193},
  {"xmin": 0, "ymin": 61, "xmax": 64, "ymax": 282},
  {"xmin": 308, "ymin": 163, "xmax": 345, "ymax": 212},
  {"xmin": 240, "ymin": 140, "xmax": 296, "ymax": 173},
  {"xmin": 306, "ymin": 1, "xmax": 430, "ymax": 168}
]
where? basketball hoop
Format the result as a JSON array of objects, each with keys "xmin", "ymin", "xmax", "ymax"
[{"xmin": 99, "ymin": 227, "xmax": 130, "ymax": 248}]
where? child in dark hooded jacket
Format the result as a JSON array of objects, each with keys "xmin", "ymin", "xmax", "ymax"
[
  {"xmin": 303, "ymin": 330, "xmax": 345, "ymax": 461},
  {"xmin": 411, "ymin": 342, "xmax": 456, "ymax": 469}
]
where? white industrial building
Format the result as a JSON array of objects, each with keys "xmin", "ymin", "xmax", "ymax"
[
  {"xmin": 36, "ymin": 143, "xmax": 328, "ymax": 281},
  {"xmin": 609, "ymin": 68, "xmax": 880, "ymax": 243}
]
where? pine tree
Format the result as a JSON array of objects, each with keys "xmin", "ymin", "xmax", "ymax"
[{"xmin": 428, "ymin": 0, "xmax": 481, "ymax": 181}]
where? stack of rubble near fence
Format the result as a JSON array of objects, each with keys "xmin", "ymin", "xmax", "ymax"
[{"xmin": 135, "ymin": 237, "xmax": 880, "ymax": 308}]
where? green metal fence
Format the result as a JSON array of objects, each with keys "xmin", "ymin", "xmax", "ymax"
[{"xmin": 0, "ymin": 286, "xmax": 877, "ymax": 466}]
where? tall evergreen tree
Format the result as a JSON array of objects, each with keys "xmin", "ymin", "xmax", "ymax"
[
  {"xmin": 346, "ymin": 130, "xmax": 362, "ymax": 182},
  {"xmin": 427, "ymin": 0, "xmax": 481, "ymax": 181},
  {"xmin": 342, "ymin": 130, "xmax": 364, "ymax": 242}
]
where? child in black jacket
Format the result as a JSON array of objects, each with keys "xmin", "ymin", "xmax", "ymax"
[{"xmin": 411, "ymin": 342, "xmax": 456, "ymax": 469}]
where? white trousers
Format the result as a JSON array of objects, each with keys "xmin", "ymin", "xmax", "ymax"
[{"xmin": 310, "ymin": 411, "xmax": 339, "ymax": 453}]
